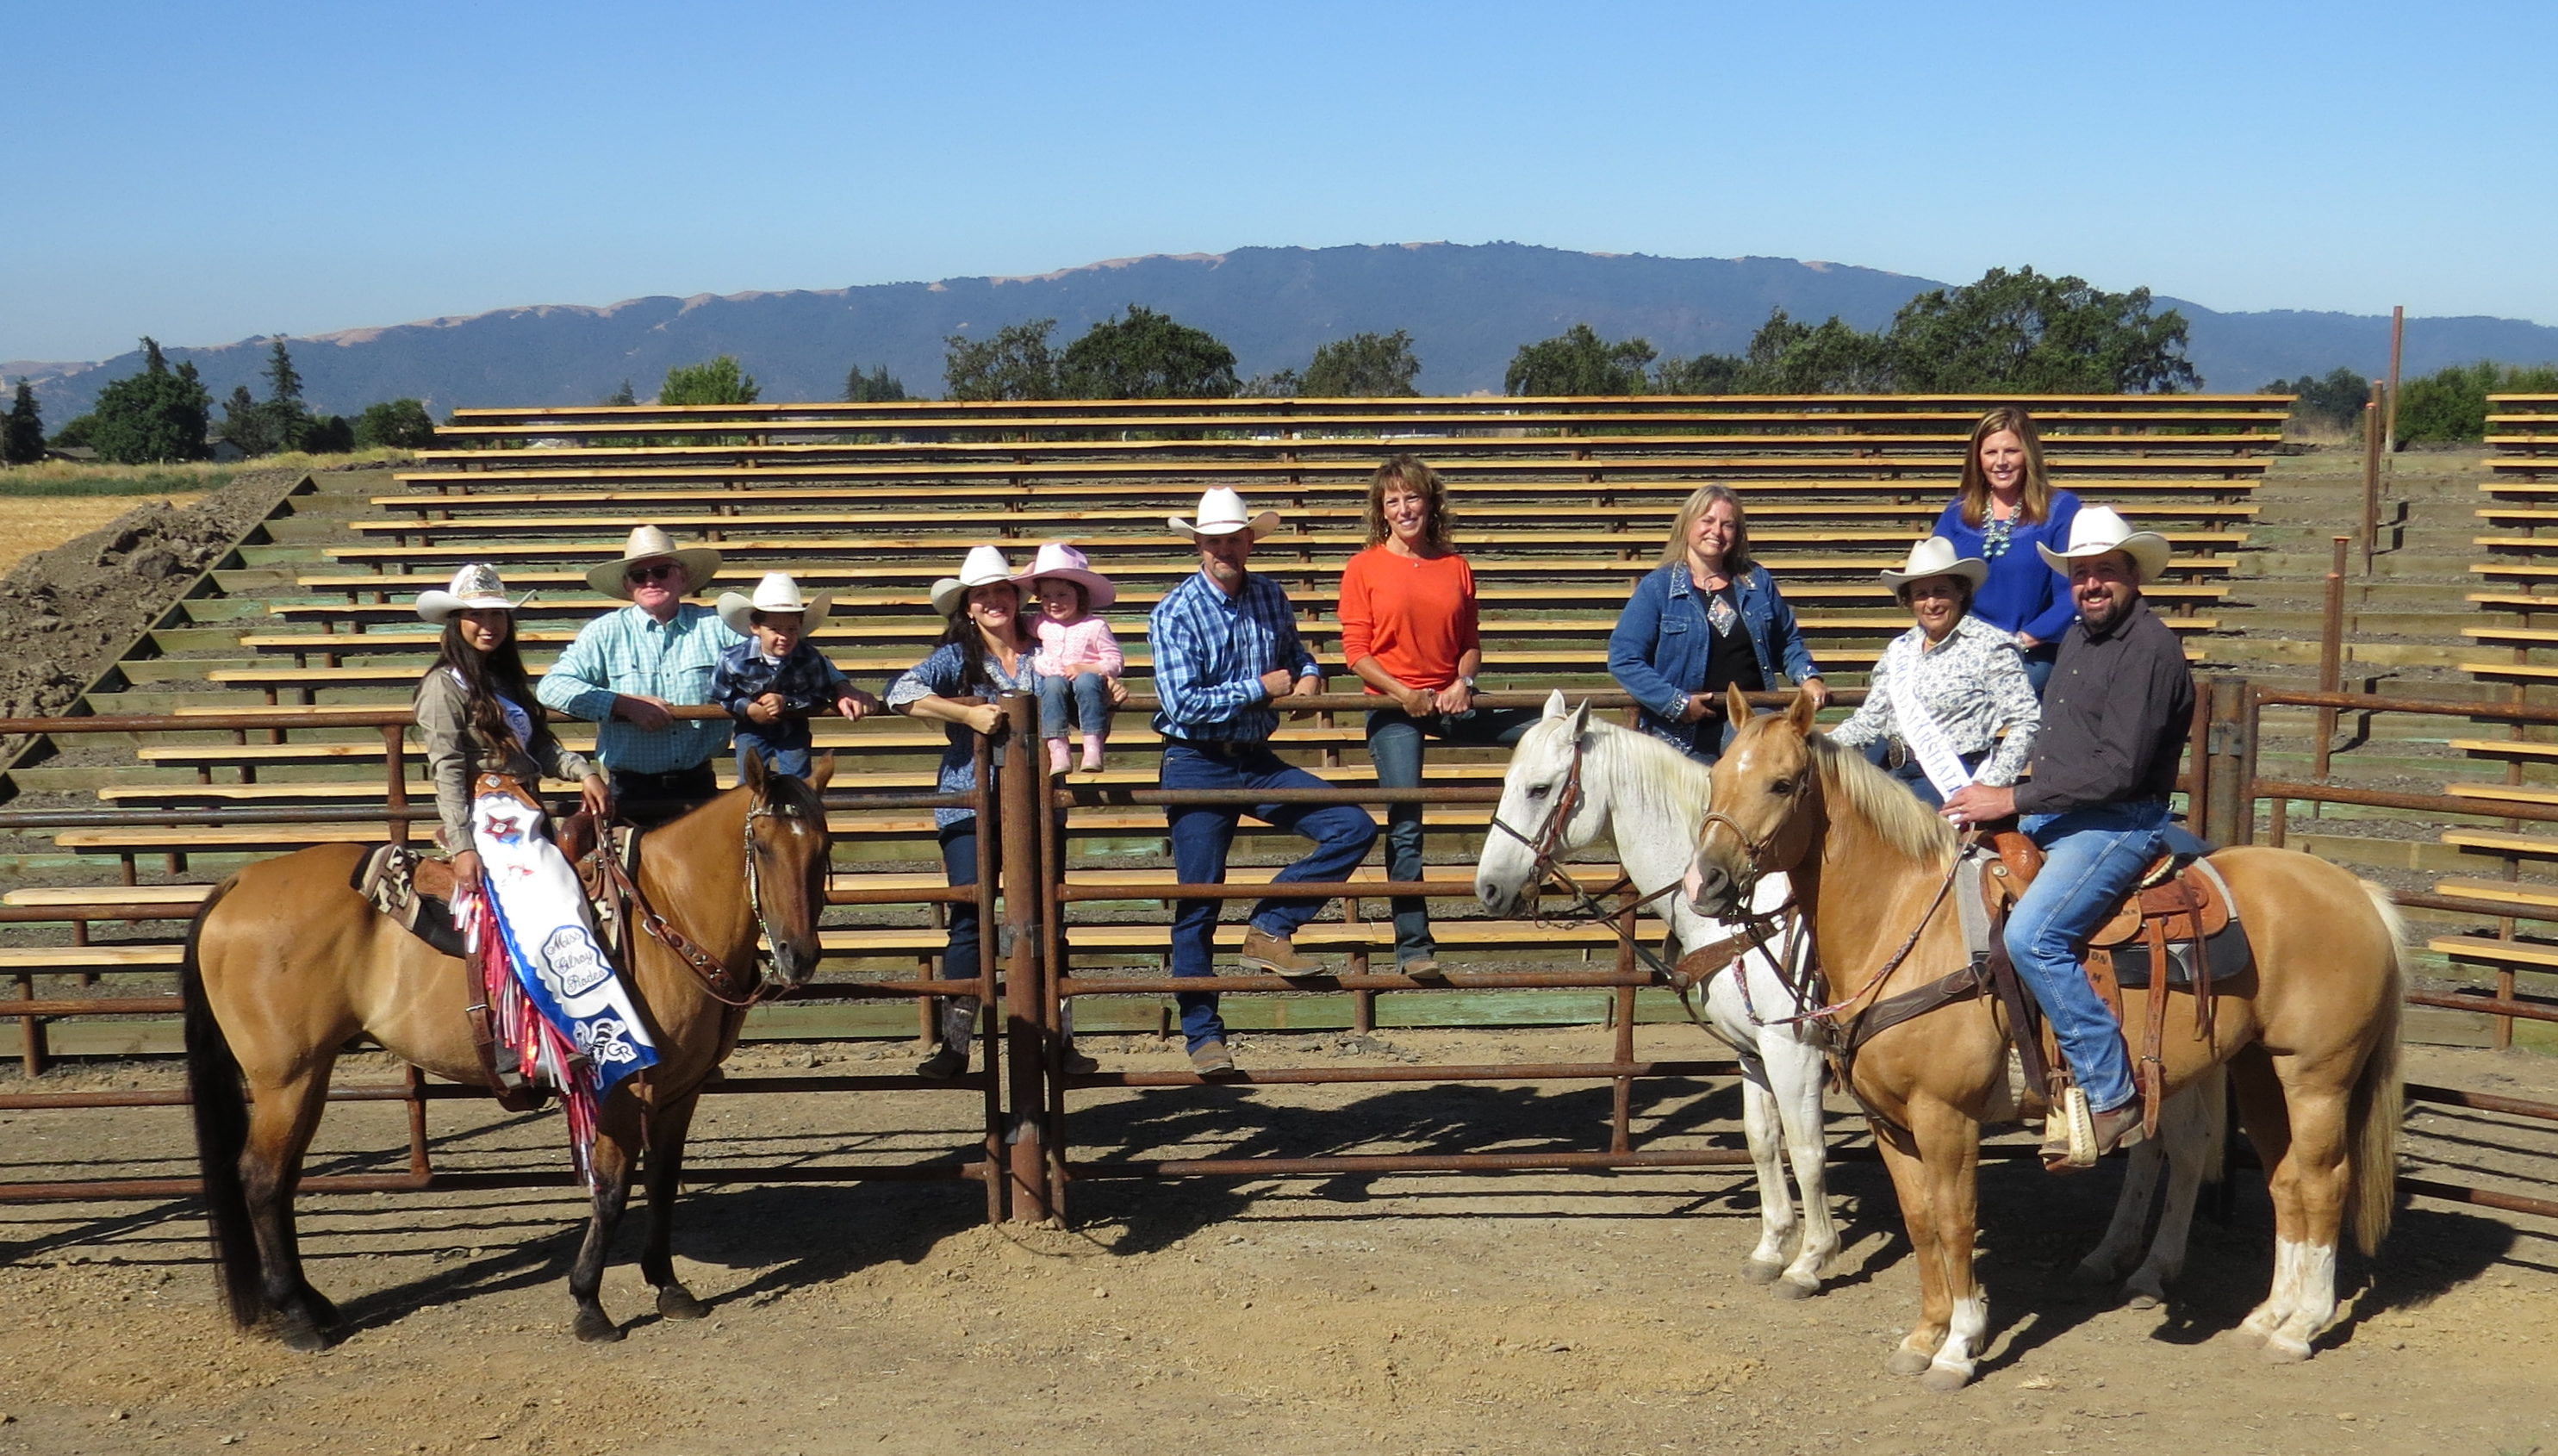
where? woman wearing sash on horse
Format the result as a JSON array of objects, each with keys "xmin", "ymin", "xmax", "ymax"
[
  {"xmin": 413, "ymin": 564, "xmax": 655, "ymax": 1097},
  {"xmin": 1824, "ymin": 538, "xmax": 2041, "ymax": 810},
  {"xmin": 1341, "ymin": 454, "xmax": 1538, "ymax": 976},
  {"xmin": 1608, "ymin": 483, "xmax": 1824, "ymax": 766},
  {"xmin": 890, "ymin": 546, "xmax": 1118, "ymax": 1079},
  {"xmin": 1932, "ymin": 407, "xmax": 2082, "ymax": 695}
]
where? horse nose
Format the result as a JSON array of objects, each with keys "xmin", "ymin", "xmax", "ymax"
[
  {"xmin": 1475, "ymin": 874, "xmax": 1510, "ymax": 914},
  {"xmin": 1686, "ymin": 860, "xmax": 1732, "ymax": 916}
]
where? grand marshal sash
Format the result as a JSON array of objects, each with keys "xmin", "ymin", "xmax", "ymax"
[
  {"xmin": 468, "ymin": 783, "xmax": 657, "ymax": 1090},
  {"xmin": 1887, "ymin": 643, "xmax": 1976, "ymax": 799}
]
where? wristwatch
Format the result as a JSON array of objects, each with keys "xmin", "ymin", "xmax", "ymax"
[{"xmin": 1458, "ymin": 675, "xmax": 1478, "ymax": 689}]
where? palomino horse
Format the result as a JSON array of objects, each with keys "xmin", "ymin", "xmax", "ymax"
[
  {"xmin": 1476, "ymin": 693, "xmax": 1839, "ymax": 1295},
  {"xmin": 184, "ymin": 753, "xmax": 836, "ymax": 1347},
  {"xmin": 1685, "ymin": 687, "xmax": 2403, "ymax": 1391}
]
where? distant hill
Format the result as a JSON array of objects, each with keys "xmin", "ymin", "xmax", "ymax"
[{"xmin": 18, "ymin": 242, "xmax": 2558, "ymax": 422}]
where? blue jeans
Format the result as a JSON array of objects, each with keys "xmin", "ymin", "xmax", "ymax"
[
  {"xmin": 1884, "ymin": 748, "xmax": 1989, "ymax": 811},
  {"xmin": 1038, "ymin": 672, "xmax": 1114, "ymax": 740},
  {"xmin": 1161, "ymin": 740, "xmax": 1380, "ymax": 1049},
  {"xmin": 2020, "ymin": 643, "xmax": 2058, "ymax": 698},
  {"xmin": 2003, "ymin": 800, "xmax": 2169, "ymax": 1114},
  {"xmin": 1366, "ymin": 705, "xmax": 1539, "ymax": 963},
  {"xmin": 735, "ymin": 737, "xmax": 812, "ymax": 781}
]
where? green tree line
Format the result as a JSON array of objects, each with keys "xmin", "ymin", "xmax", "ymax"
[{"xmin": 26, "ymin": 339, "xmax": 439, "ymax": 465}]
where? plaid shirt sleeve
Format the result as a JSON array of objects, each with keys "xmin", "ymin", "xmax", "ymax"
[{"xmin": 1149, "ymin": 578, "xmax": 1265, "ymax": 731}]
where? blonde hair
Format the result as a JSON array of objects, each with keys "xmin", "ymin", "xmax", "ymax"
[
  {"xmin": 1366, "ymin": 453, "xmax": 1454, "ymax": 553},
  {"xmin": 1658, "ymin": 485, "xmax": 1753, "ymax": 572},
  {"xmin": 1955, "ymin": 407, "xmax": 2055, "ymax": 527}
]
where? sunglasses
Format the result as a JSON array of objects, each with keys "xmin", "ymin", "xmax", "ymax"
[{"xmin": 625, "ymin": 563, "xmax": 681, "ymax": 583}]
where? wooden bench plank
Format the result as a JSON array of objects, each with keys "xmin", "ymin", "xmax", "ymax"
[
  {"xmin": 2430, "ymin": 935, "xmax": 2558, "ymax": 971},
  {"xmin": 2443, "ymin": 828, "xmax": 2558, "ymax": 858},
  {"xmin": 2434, "ymin": 878, "xmax": 2558, "ymax": 912}
]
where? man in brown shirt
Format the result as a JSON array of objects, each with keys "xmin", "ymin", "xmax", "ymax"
[{"xmin": 1940, "ymin": 505, "xmax": 2195, "ymax": 1168}]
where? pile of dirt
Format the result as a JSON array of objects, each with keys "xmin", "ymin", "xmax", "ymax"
[{"xmin": 0, "ymin": 469, "xmax": 306, "ymax": 764}]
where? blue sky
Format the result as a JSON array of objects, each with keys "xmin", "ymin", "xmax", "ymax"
[{"xmin": 7, "ymin": 0, "xmax": 2554, "ymax": 364}]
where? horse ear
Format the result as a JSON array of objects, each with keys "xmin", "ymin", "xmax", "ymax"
[
  {"xmin": 806, "ymin": 751, "xmax": 837, "ymax": 791},
  {"xmin": 1543, "ymin": 688, "xmax": 1569, "ymax": 720},
  {"xmin": 1785, "ymin": 686, "xmax": 1820, "ymax": 735},
  {"xmin": 1725, "ymin": 683, "xmax": 1752, "ymax": 729},
  {"xmin": 1565, "ymin": 698, "xmax": 1592, "ymax": 742},
  {"xmin": 741, "ymin": 749, "xmax": 769, "ymax": 795}
]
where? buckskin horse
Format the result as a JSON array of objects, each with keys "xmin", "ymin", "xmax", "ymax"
[
  {"xmin": 183, "ymin": 752, "xmax": 835, "ymax": 1348},
  {"xmin": 1684, "ymin": 687, "xmax": 2402, "ymax": 1391}
]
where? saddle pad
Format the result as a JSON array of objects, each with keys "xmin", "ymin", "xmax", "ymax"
[
  {"xmin": 352, "ymin": 843, "xmax": 468, "ymax": 959},
  {"xmin": 2107, "ymin": 921, "xmax": 2255, "ymax": 987}
]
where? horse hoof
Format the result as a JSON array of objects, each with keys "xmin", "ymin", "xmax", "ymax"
[
  {"xmin": 274, "ymin": 1317, "xmax": 331, "ymax": 1353},
  {"xmin": 1920, "ymin": 1365, "xmax": 1975, "ymax": 1394},
  {"xmin": 2068, "ymin": 1260, "xmax": 2118, "ymax": 1287},
  {"xmin": 2257, "ymin": 1336, "xmax": 2312, "ymax": 1365},
  {"xmin": 572, "ymin": 1310, "xmax": 624, "ymax": 1344},
  {"xmin": 2228, "ymin": 1322, "xmax": 2270, "ymax": 1349},
  {"xmin": 1740, "ymin": 1260, "xmax": 1784, "ymax": 1285},
  {"xmin": 2122, "ymin": 1290, "xmax": 2163, "ymax": 1311},
  {"xmin": 1885, "ymin": 1349, "xmax": 1933, "ymax": 1377},
  {"xmin": 657, "ymin": 1285, "xmax": 709, "ymax": 1321},
  {"xmin": 1770, "ymin": 1275, "xmax": 1818, "ymax": 1301}
]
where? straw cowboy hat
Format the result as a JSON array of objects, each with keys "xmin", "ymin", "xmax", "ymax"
[
  {"xmin": 585, "ymin": 525, "xmax": 724, "ymax": 599},
  {"xmin": 2037, "ymin": 504, "xmax": 2172, "ymax": 585},
  {"xmin": 1877, "ymin": 536, "xmax": 1989, "ymax": 593},
  {"xmin": 929, "ymin": 544, "xmax": 1024, "ymax": 616},
  {"xmin": 717, "ymin": 571, "xmax": 835, "ymax": 638},
  {"xmin": 1168, "ymin": 487, "xmax": 1280, "ymax": 540},
  {"xmin": 1014, "ymin": 541, "xmax": 1117, "ymax": 611},
  {"xmin": 416, "ymin": 563, "xmax": 531, "ymax": 624}
]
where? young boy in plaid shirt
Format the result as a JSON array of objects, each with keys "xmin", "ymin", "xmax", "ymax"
[{"xmin": 712, "ymin": 573, "xmax": 878, "ymax": 780}]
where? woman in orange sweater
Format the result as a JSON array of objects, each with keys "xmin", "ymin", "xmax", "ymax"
[{"xmin": 1339, "ymin": 454, "xmax": 1538, "ymax": 975}]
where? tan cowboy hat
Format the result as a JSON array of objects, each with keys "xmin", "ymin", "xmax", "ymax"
[
  {"xmin": 585, "ymin": 525, "xmax": 724, "ymax": 599},
  {"xmin": 1014, "ymin": 540, "xmax": 1117, "ymax": 611},
  {"xmin": 1878, "ymin": 536, "xmax": 1989, "ymax": 593},
  {"xmin": 416, "ymin": 563, "xmax": 531, "ymax": 624},
  {"xmin": 717, "ymin": 571, "xmax": 835, "ymax": 638},
  {"xmin": 929, "ymin": 544, "xmax": 1024, "ymax": 616},
  {"xmin": 1168, "ymin": 487, "xmax": 1280, "ymax": 540},
  {"xmin": 2037, "ymin": 504, "xmax": 2171, "ymax": 585}
]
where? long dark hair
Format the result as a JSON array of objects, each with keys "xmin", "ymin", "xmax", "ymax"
[
  {"xmin": 932, "ymin": 585, "xmax": 1033, "ymax": 696},
  {"xmin": 432, "ymin": 614, "xmax": 542, "ymax": 757}
]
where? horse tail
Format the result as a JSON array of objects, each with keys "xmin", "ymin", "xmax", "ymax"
[
  {"xmin": 2345, "ymin": 879, "xmax": 2407, "ymax": 1256},
  {"xmin": 181, "ymin": 874, "xmax": 264, "ymax": 1325}
]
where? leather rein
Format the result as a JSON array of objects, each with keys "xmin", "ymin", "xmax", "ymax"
[
  {"xmin": 1485, "ymin": 731, "xmax": 1687, "ymax": 981},
  {"xmin": 596, "ymin": 798, "xmax": 809, "ymax": 1008}
]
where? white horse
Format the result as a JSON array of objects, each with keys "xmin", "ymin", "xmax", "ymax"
[
  {"xmin": 1476, "ymin": 694, "xmax": 1840, "ymax": 1296},
  {"xmin": 1476, "ymin": 692, "xmax": 2231, "ymax": 1309}
]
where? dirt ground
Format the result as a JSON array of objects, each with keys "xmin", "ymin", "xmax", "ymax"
[
  {"xmin": 0, "ymin": 496, "xmax": 207, "ymax": 576},
  {"xmin": 2, "ymin": 1028, "xmax": 2554, "ymax": 1456}
]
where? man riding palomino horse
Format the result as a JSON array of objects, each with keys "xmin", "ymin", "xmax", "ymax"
[{"xmin": 1939, "ymin": 504, "xmax": 2196, "ymax": 1169}]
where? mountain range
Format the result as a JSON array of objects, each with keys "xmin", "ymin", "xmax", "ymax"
[{"xmin": 18, "ymin": 242, "xmax": 2558, "ymax": 422}]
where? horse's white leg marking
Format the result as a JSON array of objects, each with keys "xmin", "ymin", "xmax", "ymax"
[
  {"xmin": 2264, "ymin": 1242, "xmax": 2337, "ymax": 1362},
  {"xmin": 1923, "ymin": 1291, "xmax": 1989, "ymax": 1392},
  {"xmin": 2240, "ymin": 1235, "xmax": 2301, "ymax": 1343},
  {"xmin": 1765, "ymin": 1018, "xmax": 1836, "ymax": 1297}
]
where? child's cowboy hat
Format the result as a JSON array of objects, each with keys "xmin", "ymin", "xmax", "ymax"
[
  {"xmin": 717, "ymin": 571, "xmax": 835, "ymax": 638},
  {"xmin": 2036, "ymin": 504, "xmax": 2172, "ymax": 585},
  {"xmin": 585, "ymin": 525, "xmax": 725, "ymax": 599},
  {"xmin": 416, "ymin": 563, "xmax": 531, "ymax": 624},
  {"xmin": 1014, "ymin": 541, "xmax": 1117, "ymax": 611},
  {"xmin": 1167, "ymin": 487, "xmax": 1279, "ymax": 540},
  {"xmin": 929, "ymin": 544, "xmax": 1024, "ymax": 616},
  {"xmin": 1876, "ymin": 536, "xmax": 1989, "ymax": 593}
]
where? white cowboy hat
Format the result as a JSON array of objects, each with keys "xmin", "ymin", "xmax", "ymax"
[
  {"xmin": 929, "ymin": 544, "xmax": 1024, "ymax": 617},
  {"xmin": 717, "ymin": 571, "xmax": 835, "ymax": 638},
  {"xmin": 2037, "ymin": 504, "xmax": 2172, "ymax": 585},
  {"xmin": 1014, "ymin": 540, "xmax": 1117, "ymax": 611},
  {"xmin": 416, "ymin": 563, "xmax": 531, "ymax": 624},
  {"xmin": 1168, "ymin": 487, "xmax": 1280, "ymax": 540},
  {"xmin": 585, "ymin": 525, "xmax": 725, "ymax": 600},
  {"xmin": 1878, "ymin": 536, "xmax": 1989, "ymax": 593}
]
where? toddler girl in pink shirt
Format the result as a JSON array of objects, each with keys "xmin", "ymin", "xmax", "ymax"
[{"xmin": 1018, "ymin": 542, "xmax": 1125, "ymax": 773}]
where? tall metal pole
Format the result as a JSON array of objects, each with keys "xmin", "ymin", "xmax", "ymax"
[
  {"xmin": 2315, "ymin": 535, "xmax": 2350, "ymax": 782},
  {"xmin": 2362, "ymin": 383, "xmax": 2385, "ymax": 573},
  {"xmin": 2386, "ymin": 304, "xmax": 2406, "ymax": 455},
  {"xmin": 2202, "ymin": 677, "xmax": 2252, "ymax": 848},
  {"xmin": 998, "ymin": 693, "xmax": 1053, "ymax": 1223}
]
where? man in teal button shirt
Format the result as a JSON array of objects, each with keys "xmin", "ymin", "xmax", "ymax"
[{"xmin": 538, "ymin": 526, "xmax": 740, "ymax": 826}]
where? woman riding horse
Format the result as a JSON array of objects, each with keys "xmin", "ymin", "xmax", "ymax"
[{"xmin": 1824, "ymin": 538, "xmax": 2040, "ymax": 810}]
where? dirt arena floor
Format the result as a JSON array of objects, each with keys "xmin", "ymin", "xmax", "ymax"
[
  {"xmin": 3, "ymin": 1027, "xmax": 2555, "ymax": 1456},
  {"xmin": 0, "ymin": 495, "xmax": 206, "ymax": 576}
]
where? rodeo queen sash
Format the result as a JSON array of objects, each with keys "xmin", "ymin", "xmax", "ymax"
[
  {"xmin": 1887, "ymin": 646, "xmax": 1976, "ymax": 800},
  {"xmin": 467, "ymin": 778, "xmax": 658, "ymax": 1090}
]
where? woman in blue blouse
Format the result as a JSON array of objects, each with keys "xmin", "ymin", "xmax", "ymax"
[
  {"xmin": 1930, "ymin": 407, "xmax": 2082, "ymax": 694},
  {"xmin": 1608, "ymin": 485, "xmax": 1825, "ymax": 765},
  {"xmin": 887, "ymin": 545, "xmax": 1117, "ymax": 1079}
]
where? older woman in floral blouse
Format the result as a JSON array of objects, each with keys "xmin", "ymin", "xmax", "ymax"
[{"xmin": 1826, "ymin": 537, "xmax": 2041, "ymax": 808}]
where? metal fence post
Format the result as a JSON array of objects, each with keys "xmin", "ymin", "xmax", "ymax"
[
  {"xmin": 2201, "ymin": 677, "xmax": 2253, "ymax": 848},
  {"xmin": 998, "ymin": 694, "xmax": 1053, "ymax": 1223}
]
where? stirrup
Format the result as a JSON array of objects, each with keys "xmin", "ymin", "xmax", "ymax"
[{"xmin": 2039, "ymin": 1085, "xmax": 2097, "ymax": 1170}]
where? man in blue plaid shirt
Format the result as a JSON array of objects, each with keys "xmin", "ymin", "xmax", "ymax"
[
  {"xmin": 1150, "ymin": 488, "xmax": 1379, "ymax": 1076},
  {"xmin": 538, "ymin": 526, "xmax": 740, "ymax": 826}
]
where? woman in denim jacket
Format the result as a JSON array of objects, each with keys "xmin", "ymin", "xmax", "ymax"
[{"xmin": 1608, "ymin": 485, "xmax": 1827, "ymax": 764}]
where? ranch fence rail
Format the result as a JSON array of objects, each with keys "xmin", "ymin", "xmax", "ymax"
[{"xmin": 4, "ymin": 681, "xmax": 2557, "ymax": 1228}]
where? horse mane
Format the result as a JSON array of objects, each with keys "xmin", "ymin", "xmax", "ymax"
[
  {"xmin": 1578, "ymin": 716, "xmax": 1713, "ymax": 833},
  {"xmin": 1804, "ymin": 733, "xmax": 1957, "ymax": 868}
]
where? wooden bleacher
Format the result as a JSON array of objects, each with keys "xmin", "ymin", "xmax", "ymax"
[
  {"xmin": 2457, "ymin": 395, "xmax": 2558, "ymax": 909},
  {"xmin": 13, "ymin": 392, "xmax": 2283, "ymax": 1042}
]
